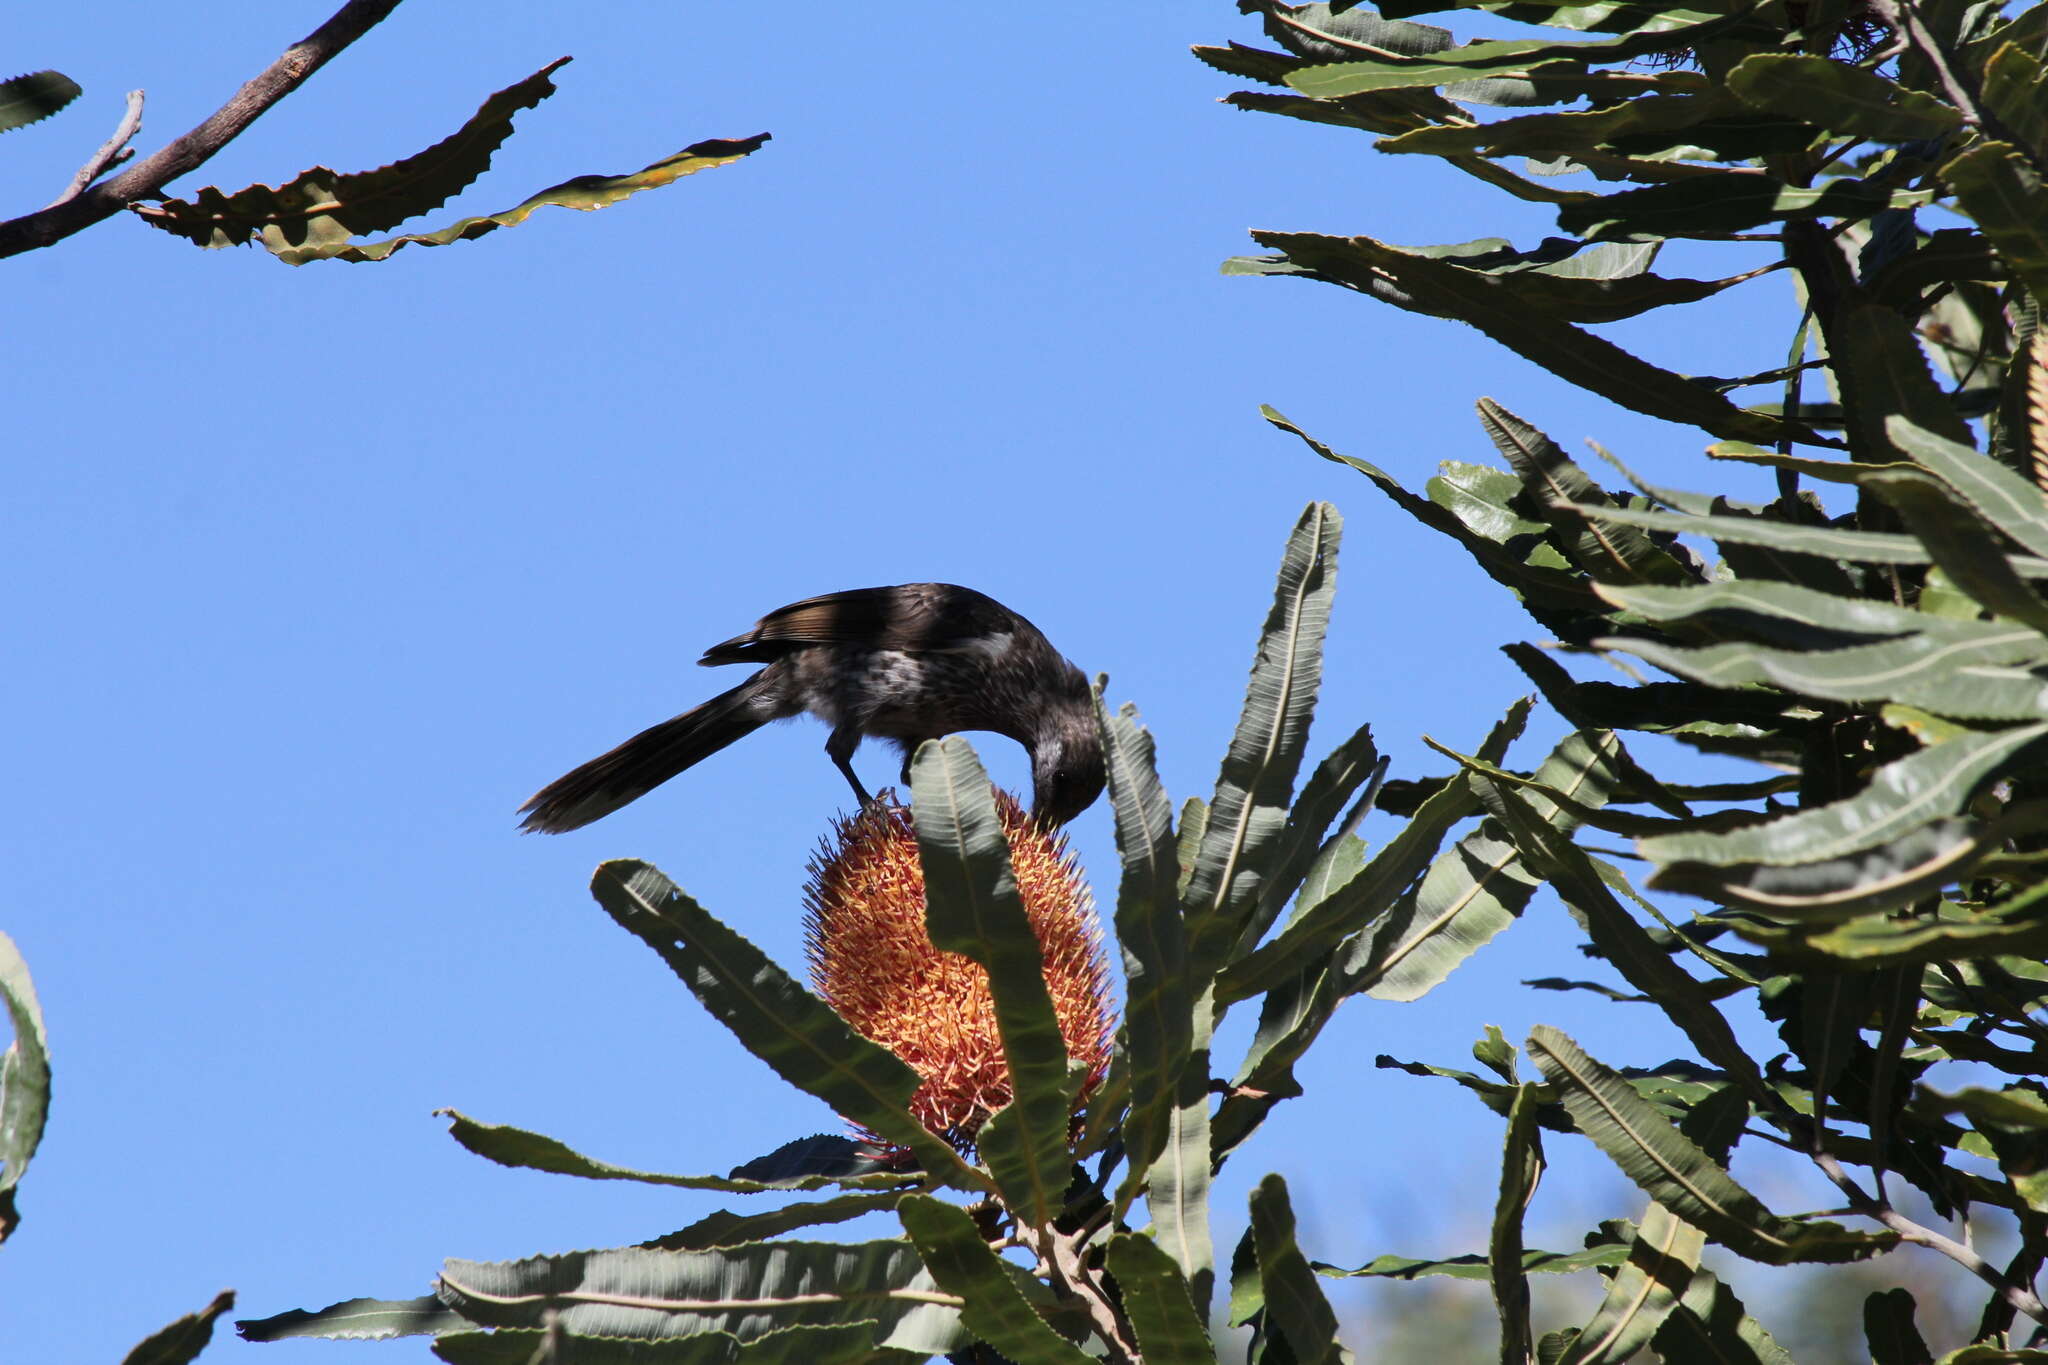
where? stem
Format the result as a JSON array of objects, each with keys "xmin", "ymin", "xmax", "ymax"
[
  {"xmin": 1811, "ymin": 1149, "xmax": 2048, "ymax": 1326},
  {"xmin": 46, "ymin": 90, "xmax": 145, "ymax": 208},
  {"xmin": 0, "ymin": 0, "xmax": 405, "ymax": 258}
]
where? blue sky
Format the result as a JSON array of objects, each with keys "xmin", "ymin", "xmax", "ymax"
[{"xmin": 4, "ymin": 3, "xmax": 1839, "ymax": 1359}]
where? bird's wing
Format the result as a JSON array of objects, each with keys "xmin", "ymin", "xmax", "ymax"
[{"xmin": 699, "ymin": 584, "xmax": 1023, "ymax": 664}]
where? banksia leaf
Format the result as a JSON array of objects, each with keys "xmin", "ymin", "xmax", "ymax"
[
  {"xmin": 804, "ymin": 794, "xmax": 1113, "ymax": 1155},
  {"xmin": 135, "ymin": 59, "xmax": 575, "ymax": 249},
  {"xmin": 0, "ymin": 71, "xmax": 79, "ymax": 135}
]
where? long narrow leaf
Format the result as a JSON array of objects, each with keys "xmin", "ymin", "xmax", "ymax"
[
  {"xmin": 440, "ymin": 1112, "xmax": 907, "ymax": 1193},
  {"xmin": 124, "ymin": 1291, "xmax": 236, "ymax": 1365},
  {"xmin": 590, "ymin": 861, "xmax": 982, "ymax": 1192},
  {"xmin": 1492, "ymin": 1086, "xmax": 1545, "ymax": 1365},
  {"xmin": 1527, "ymin": 1027, "xmax": 1893, "ymax": 1263},
  {"xmin": 1561, "ymin": 1207, "xmax": 1703, "ymax": 1365},
  {"xmin": 647, "ymin": 1191, "xmax": 910, "ymax": 1251},
  {"xmin": 1250, "ymin": 1175, "xmax": 1346, "ymax": 1365},
  {"xmin": 1636, "ymin": 723, "xmax": 2048, "ymax": 867},
  {"xmin": 237, "ymin": 1296, "xmax": 469, "ymax": 1343},
  {"xmin": 1183, "ymin": 502, "xmax": 1341, "ymax": 982},
  {"xmin": 897, "ymin": 1196, "xmax": 1094, "ymax": 1365},
  {"xmin": 1237, "ymin": 720, "xmax": 1381, "ymax": 954},
  {"xmin": 436, "ymin": 1241, "xmax": 965, "ymax": 1348},
  {"xmin": 910, "ymin": 738, "xmax": 1073, "ymax": 1226},
  {"xmin": 1106, "ymin": 1233, "xmax": 1215, "ymax": 1365},
  {"xmin": 1150, "ymin": 994, "xmax": 1217, "ymax": 1319},
  {"xmin": 1889, "ymin": 416, "xmax": 2048, "ymax": 558},
  {"xmin": 1099, "ymin": 703, "xmax": 1192, "ymax": 1216},
  {"xmin": 1352, "ymin": 724, "xmax": 1616, "ymax": 1002}
]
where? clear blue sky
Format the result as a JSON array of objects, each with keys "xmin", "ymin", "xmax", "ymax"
[{"xmin": 5, "ymin": 3, "xmax": 1828, "ymax": 1359}]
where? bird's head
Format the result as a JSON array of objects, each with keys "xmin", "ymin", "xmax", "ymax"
[{"xmin": 1031, "ymin": 695, "xmax": 1106, "ymax": 828}]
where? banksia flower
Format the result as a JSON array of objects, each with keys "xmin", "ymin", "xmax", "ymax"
[{"xmin": 804, "ymin": 791, "xmax": 1114, "ymax": 1152}]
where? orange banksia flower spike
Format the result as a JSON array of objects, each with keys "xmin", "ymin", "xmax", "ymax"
[{"xmin": 804, "ymin": 791, "xmax": 1114, "ymax": 1153}]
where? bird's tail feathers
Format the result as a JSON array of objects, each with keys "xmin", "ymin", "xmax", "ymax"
[{"xmin": 518, "ymin": 675, "xmax": 778, "ymax": 833}]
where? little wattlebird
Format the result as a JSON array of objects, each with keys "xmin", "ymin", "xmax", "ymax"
[{"xmin": 518, "ymin": 583, "xmax": 1106, "ymax": 833}]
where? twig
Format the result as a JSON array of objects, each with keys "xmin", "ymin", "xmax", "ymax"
[
  {"xmin": 1811, "ymin": 1148, "xmax": 2048, "ymax": 1326},
  {"xmin": 0, "ymin": 0, "xmax": 405, "ymax": 259},
  {"xmin": 45, "ymin": 89, "xmax": 146, "ymax": 209}
]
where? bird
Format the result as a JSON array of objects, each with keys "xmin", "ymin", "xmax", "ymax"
[{"xmin": 518, "ymin": 583, "xmax": 1105, "ymax": 834}]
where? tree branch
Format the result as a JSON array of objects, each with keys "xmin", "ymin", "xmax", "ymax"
[
  {"xmin": 46, "ymin": 90, "xmax": 145, "ymax": 209},
  {"xmin": 0, "ymin": 0, "xmax": 405, "ymax": 259},
  {"xmin": 1811, "ymin": 1148, "xmax": 2048, "ymax": 1326}
]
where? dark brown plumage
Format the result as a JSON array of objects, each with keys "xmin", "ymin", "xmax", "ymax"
[{"xmin": 518, "ymin": 584, "xmax": 1104, "ymax": 833}]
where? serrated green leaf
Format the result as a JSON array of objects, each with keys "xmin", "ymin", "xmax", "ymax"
[
  {"xmin": 909, "ymin": 738, "xmax": 1074, "ymax": 1225},
  {"xmin": 1650, "ymin": 816, "xmax": 2002, "ymax": 919},
  {"xmin": 1560, "ymin": 1204, "xmax": 1702, "ymax": 1365},
  {"xmin": 1605, "ymin": 629, "xmax": 2048, "ymax": 722},
  {"xmin": 1527, "ymin": 1027, "xmax": 1896, "ymax": 1263},
  {"xmin": 1732, "ymin": 895, "xmax": 2048, "ymax": 965},
  {"xmin": 439, "ymin": 1112, "xmax": 906, "ymax": 1193},
  {"xmin": 1477, "ymin": 778, "xmax": 1772, "ymax": 1104},
  {"xmin": 1245, "ymin": 229, "xmax": 1759, "ymax": 324},
  {"xmin": 1726, "ymin": 54, "xmax": 1960, "ymax": 140},
  {"xmin": 1558, "ymin": 173, "xmax": 1931, "ymax": 240},
  {"xmin": 897, "ymin": 1196, "xmax": 1093, "ymax": 1365},
  {"xmin": 1151, "ymin": 990, "xmax": 1217, "ymax": 1319},
  {"xmin": 1982, "ymin": 42, "xmax": 2048, "ymax": 161},
  {"xmin": 1105, "ymin": 1234, "xmax": 1215, "ymax": 1365},
  {"xmin": 124, "ymin": 1291, "xmax": 235, "ymax": 1365},
  {"xmin": 1250, "ymin": 1175, "xmax": 1346, "ymax": 1365},
  {"xmin": 135, "ymin": 60, "xmax": 571, "ymax": 249},
  {"xmin": 1477, "ymin": 397, "xmax": 1693, "ymax": 583},
  {"xmin": 1866, "ymin": 469, "xmax": 2048, "ymax": 630},
  {"xmin": 1380, "ymin": 91, "xmax": 1739, "ymax": 159},
  {"xmin": 1098, "ymin": 702, "xmax": 1191, "ymax": 1216},
  {"xmin": 1253, "ymin": 242, "xmax": 1800, "ymax": 444},
  {"xmin": 431, "ymin": 1322, "xmax": 885, "ymax": 1365},
  {"xmin": 1183, "ymin": 502, "xmax": 1340, "ymax": 982},
  {"xmin": 435, "ymin": 1241, "xmax": 965, "ymax": 1350},
  {"xmin": 1237, "ymin": 720, "xmax": 1381, "ymax": 955},
  {"xmin": 236, "ymin": 1296, "xmax": 469, "ymax": 1343},
  {"xmin": 646, "ymin": 1191, "xmax": 909, "ymax": 1251},
  {"xmin": 1592, "ymin": 577, "xmax": 1983, "ymax": 643},
  {"xmin": 1316, "ymin": 1245, "xmax": 1628, "ymax": 1279},
  {"xmin": 1889, "ymin": 417, "xmax": 2048, "ymax": 559},
  {"xmin": 1282, "ymin": 12, "xmax": 1749, "ymax": 96},
  {"xmin": 1218, "ymin": 765, "xmax": 1478, "ymax": 1004},
  {"xmin": 1942, "ymin": 142, "xmax": 2048, "ymax": 306},
  {"xmin": 0, "ymin": 931, "xmax": 49, "ymax": 1243},
  {"xmin": 1652, "ymin": 1267, "xmax": 1794, "ymax": 1365},
  {"xmin": 1578, "ymin": 501, "xmax": 2048, "ymax": 571},
  {"xmin": 1639, "ymin": 723, "xmax": 2048, "ymax": 867},
  {"xmin": 1830, "ymin": 302, "xmax": 1979, "ymax": 461},
  {"xmin": 1353, "ymin": 726, "xmax": 1617, "ymax": 1002},
  {"xmin": 590, "ymin": 860, "xmax": 983, "ymax": 1193},
  {"xmin": 1493, "ymin": 1086, "xmax": 1544, "ymax": 1365},
  {"xmin": 1270, "ymin": 409, "xmax": 1603, "ymax": 630},
  {"xmin": 0, "ymin": 71, "xmax": 79, "ymax": 135}
]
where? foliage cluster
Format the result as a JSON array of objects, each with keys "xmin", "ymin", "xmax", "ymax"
[{"xmin": 11, "ymin": 0, "xmax": 2048, "ymax": 1360}]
